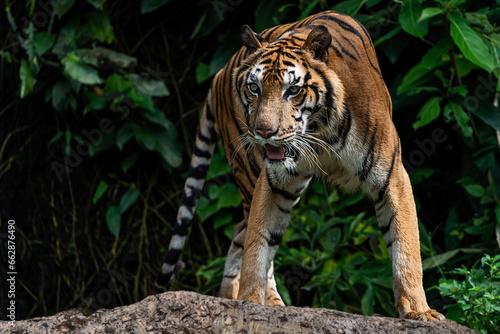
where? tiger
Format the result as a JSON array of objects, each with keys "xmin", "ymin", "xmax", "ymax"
[{"xmin": 157, "ymin": 10, "xmax": 445, "ymax": 321}]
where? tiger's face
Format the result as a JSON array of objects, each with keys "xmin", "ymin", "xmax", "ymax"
[{"xmin": 233, "ymin": 25, "xmax": 344, "ymax": 171}]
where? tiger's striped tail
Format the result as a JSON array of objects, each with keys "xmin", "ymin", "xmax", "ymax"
[{"xmin": 157, "ymin": 92, "xmax": 217, "ymax": 288}]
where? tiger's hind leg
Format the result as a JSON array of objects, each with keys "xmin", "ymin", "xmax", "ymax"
[
  {"xmin": 219, "ymin": 220, "xmax": 245, "ymax": 300},
  {"xmin": 219, "ymin": 219, "xmax": 284, "ymax": 306}
]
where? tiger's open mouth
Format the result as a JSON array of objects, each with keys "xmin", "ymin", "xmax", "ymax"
[{"xmin": 264, "ymin": 144, "xmax": 298, "ymax": 162}]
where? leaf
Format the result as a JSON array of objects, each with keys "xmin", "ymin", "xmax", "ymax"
[
  {"xmin": 420, "ymin": 38, "xmax": 453, "ymax": 69},
  {"xmin": 127, "ymin": 88, "xmax": 154, "ymax": 111},
  {"xmin": 83, "ymin": 93, "xmax": 112, "ymax": 115},
  {"xmin": 19, "ymin": 59, "xmax": 36, "ymax": 98},
  {"xmin": 398, "ymin": 0, "xmax": 428, "ymax": 38},
  {"xmin": 213, "ymin": 212, "xmax": 233, "ymax": 230},
  {"xmin": 417, "ymin": 7, "xmax": 444, "ymax": 23},
  {"xmin": 52, "ymin": 18, "xmax": 79, "ymax": 56},
  {"xmin": 462, "ymin": 184, "xmax": 485, "ymax": 198},
  {"xmin": 397, "ymin": 63, "xmax": 433, "ymax": 95},
  {"xmin": 87, "ymin": 0, "xmax": 106, "ymax": 10},
  {"xmin": 116, "ymin": 124, "xmax": 134, "ymax": 150},
  {"xmin": 49, "ymin": 132, "xmax": 64, "ymax": 145},
  {"xmin": 61, "ymin": 54, "xmax": 103, "ymax": 85},
  {"xmin": 0, "ymin": 51, "xmax": 12, "ymax": 63},
  {"xmin": 33, "ymin": 32, "xmax": 56, "ymax": 56},
  {"xmin": 413, "ymin": 97, "xmax": 442, "ymax": 130},
  {"xmin": 88, "ymin": 10, "xmax": 115, "ymax": 44},
  {"xmin": 52, "ymin": 0, "xmax": 75, "ymax": 17},
  {"xmin": 121, "ymin": 153, "xmax": 139, "ymax": 173},
  {"xmin": 443, "ymin": 102, "xmax": 473, "ymax": 137},
  {"xmin": 144, "ymin": 108, "xmax": 173, "ymax": 129},
  {"xmin": 361, "ymin": 284, "xmax": 374, "ymax": 315},
  {"xmin": 119, "ymin": 188, "xmax": 139, "ymax": 213},
  {"xmin": 133, "ymin": 124, "xmax": 156, "ymax": 150},
  {"xmin": 93, "ymin": 181, "xmax": 109, "ymax": 204},
  {"xmin": 106, "ymin": 205, "xmax": 121, "ymax": 238},
  {"xmin": 300, "ymin": 0, "xmax": 321, "ymax": 19},
  {"xmin": 128, "ymin": 74, "xmax": 169, "ymax": 96},
  {"xmin": 75, "ymin": 47, "xmax": 136, "ymax": 69},
  {"xmin": 141, "ymin": 0, "xmax": 171, "ymax": 14},
  {"xmin": 105, "ymin": 73, "xmax": 131, "ymax": 94},
  {"xmin": 195, "ymin": 62, "xmax": 211, "ymax": 84},
  {"xmin": 154, "ymin": 129, "xmax": 182, "ymax": 168},
  {"xmin": 216, "ymin": 183, "xmax": 242, "ymax": 209},
  {"xmin": 373, "ymin": 26, "xmax": 402, "ymax": 47},
  {"xmin": 52, "ymin": 80, "xmax": 72, "ymax": 111},
  {"xmin": 422, "ymin": 248, "xmax": 482, "ymax": 270},
  {"xmin": 448, "ymin": 12, "xmax": 494, "ymax": 73}
]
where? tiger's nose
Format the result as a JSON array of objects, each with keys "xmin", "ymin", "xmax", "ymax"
[{"xmin": 255, "ymin": 128, "xmax": 278, "ymax": 139}]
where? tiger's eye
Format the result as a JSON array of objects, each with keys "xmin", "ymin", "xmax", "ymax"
[
  {"xmin": 288, "ymin": 86, "xmax": 301, "ymax": 95},
  {"xmin": 248, "ymin": 83, "xmax": 259, "ymax": 93}
]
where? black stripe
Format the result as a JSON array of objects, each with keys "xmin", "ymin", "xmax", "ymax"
[
  {"xmin": 193, "ymin": 146, "xmax": 212, "ymax": 159},
  {"xmin": 173, "ymin": 217, "xmax": 191, "ymax": 236},
  {"xmin": 179, "ymin": 185, "xmax": 201, "ymax": 208},
  {"xmin": 332, "ymin": 36, "xmax": 357, "ymax": 61},
  {"xmin": 329, "ymin": 44, "xmax": 343, "ymax": 58},
  {"xmin": 266, "ymin": 171, "xmax": 301, "ymax": 201},
  {"xmin": 197, "ymin": 129, "xmax": 212, "ymax": 145},
  {"xmin": 327, "ymin": 108, "xmax": 351, "ymax": 149},
  {"xmin": 308, "ymin": 84, "xmax": 320, "ymax": 104},
  {"xmin": 314, "ymin": 14, "xmax": 382, "ymax": 76},
  {"xmin": 358, "ymin": 124, "xmax": 377, "ymax": 182},
  {"xmin": 378, "ymin": 142, "xmax": 398, "ymax": 202},
  {"xmin": 233, "ymin": 240, "xmax": 244, "ymax": 249},
  {"xmin": 269, "ymin": 231, "xmax": 284, "ymax": 246},
  {"xmin": 206, "ymin": 101, "xmax": 215, "ymax": 122},
  {"xmin": 386, "ymin": 239, "xmax": 393, "ymax": 248},
  {"xmin": 187, "ymin": 164, "xmax": 209, "ymax": 180},
  {"xmin": 337, "ymin": 110, "xmax": 352, "ymax": 150},
  {"xmin": 224, "ymin": 274, "xmax": 238, "ymax": 279},
  {"xmin": 277, "ymin": 204, "xmax": 292, "ymax": 214},
  {"xmin": 282, "ymin": 60, "xmax": 295, "ymax": 67},
  {"xmin": 164, "ymin": 248, "xmax": 182, "ymax": 265},
  {"xmin": 304, "ymin": 71, "xmax": 311, "ymax": 83},
  {"xmin": 380, "ymin": 214, "xmax": 395, "ymax": 235},
  {"xmin": 375, "ymin": 198, "xmax": 387, "ymax": 211}
]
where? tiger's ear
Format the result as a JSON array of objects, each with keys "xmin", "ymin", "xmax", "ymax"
[
  {"xmin": 302, "ymin": 25, "xmax": 331, "ymax": 61},
  {"xmin": 241, "ymin": 25, "xmax": 267, "ymax": 54}
]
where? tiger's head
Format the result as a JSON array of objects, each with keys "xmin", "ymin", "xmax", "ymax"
[{"xmin": 233, "ymin": 25, "xmax": 345, "ymax": 171}]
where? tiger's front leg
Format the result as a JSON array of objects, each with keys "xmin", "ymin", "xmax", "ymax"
[
  {"xmin": 237, "ymin": 167, "xmax": 308, "ymax": 304},
  {"xmin": 374, "ymin": 159, "xmax": 444, "ymax": 321}
]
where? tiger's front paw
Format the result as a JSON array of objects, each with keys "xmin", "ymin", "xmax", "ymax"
[
  {"xmin": 397, "ymin": 295, "xmax": 445, "ymax": 321},
  {"xmin": 404, "ymin": 309, "xmax": 445, "ymax": 321}
]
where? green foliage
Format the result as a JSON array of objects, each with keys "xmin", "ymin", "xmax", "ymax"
[
  {"xmin": 438, "ymin": 254, "xmax": 500, "ymax": 334},
  {"xmin": 275, "ymin": 183, "xmax": 395, "ymax": 316},
  {"xmin": 15, "ymin": 0, "xmax": 178, "ymax": 238}
]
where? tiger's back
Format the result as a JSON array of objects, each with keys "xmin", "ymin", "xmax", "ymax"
[{"xmin": 159, "ymin": 11, "xmax": 445, "ymax": 321}]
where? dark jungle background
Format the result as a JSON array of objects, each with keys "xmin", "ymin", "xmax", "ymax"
[{"xmin": 1, "ymin": 0, "xmax": 500, "ymax": 332}]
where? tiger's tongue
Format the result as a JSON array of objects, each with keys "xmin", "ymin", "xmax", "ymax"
[{"xmin": 265, "ymin": 144, "xmax": 285, "ymax": 160}]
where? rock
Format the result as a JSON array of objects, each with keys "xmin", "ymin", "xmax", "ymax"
[{"xmin": 0, "ymin": 291, "xmax": 477, "ymax": 334}]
